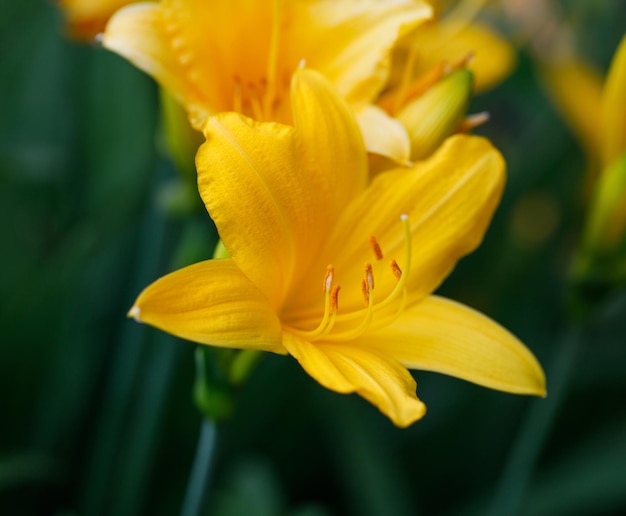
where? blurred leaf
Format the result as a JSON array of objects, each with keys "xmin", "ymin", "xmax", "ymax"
[{"xmin": 526, "ymin": 423, "xmax": 626, "ymax": 516}]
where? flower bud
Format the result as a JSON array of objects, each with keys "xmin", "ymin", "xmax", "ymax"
[
  {"xmin": 573, "ymin": 151, "xmax": 626, "ymax": 285},
  {"xmin": 601, "ymin": 34, "xmax": 626, "ymax": 169},
  {"xmin": 396, "ymin": 69, "xmax": 473, "ymax": 161}
]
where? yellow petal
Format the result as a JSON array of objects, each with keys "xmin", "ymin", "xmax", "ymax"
[
  {"xmin": 291, "ymin": 69, "xmax": 369, "ymax": 219},
  {"xmin": 103, "ymin": 1, "xmax": 431, "ymax": 125},
  {"xmin": 102, "ymin": 3, "xmax": 207, "ymax": 120},
  {"xmin": 198, "ymin": 70, "xmax": 370, "ymax": 309},
  {"xmin": 60, "ymin": 0, "xmax": 142, "ymax": 40},
  {"xmin": 282, "ymin": 332, "xmax": 355, "ymax": 393},
  {"xmin": 409, "ymin": 20, "xmax": 516, "ymax": 93},
  {"xmin": 289, "ymin": 0, "xmax": 433, "ymax": 108},
  {"xmin": 283, "ymin": 333, "xmax": 426, "ymax": 427},
  {"xmin": 601, "ymin": 34, "xmax": 626, "ymax": 169},
  {"xmin": 540, "ymin": 59, "xmax": 603, "ymax": 168},
  {"xmin": 359, "ymin": 295, "xmax": 546, "ymax": 396},
  {"xmin": 311, "ymin": 134, "xmax": 504, "ymax": 314},
  {"xmin": 130, "ymin": 259, "xmax": 285, "ymax": 354},
  {"xmin": 197, "ymin": 115, "xmax": 298, "ymax": 308},
  {"xmin": 355, "ymin": 105, "xmax": 412, "ymax": 165}
]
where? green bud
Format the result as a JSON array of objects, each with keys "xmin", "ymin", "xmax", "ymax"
[
  {"xmin": 573, "ymin": 151, "xmax": 626, "ymax": 286},
  {"xmin": 193, "ymin": 347, "xmax": 234, "ymax": 422},
  {"xmin": 396, "ymin": 69, "xmax": 473, "ymax": 161}
]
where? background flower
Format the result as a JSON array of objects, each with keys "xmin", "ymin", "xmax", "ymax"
[{"xmin": 58, "ymin": 0, "xmax": 150, "ymax": 39}]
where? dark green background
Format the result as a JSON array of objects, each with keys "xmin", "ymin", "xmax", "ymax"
[{"xmin": 1, "ymin": 1, "xmax": 625, "ymax": 515}]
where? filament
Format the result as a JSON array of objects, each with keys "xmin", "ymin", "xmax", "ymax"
[{"xmin": 290, "ymin": 215, "xmax": 412, "ymax": 343}]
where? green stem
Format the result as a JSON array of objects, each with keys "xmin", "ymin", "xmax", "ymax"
[
  {"xmin": 487, "ymin": 325, "xmax": 583, "ymax": 516},
  {"xmin": 107, "ymin": 215, "xmax": 217, "ymax": 516},
  {"xmin": 180, "ymin": 418, "xmax": 219, "ymax": 516}
]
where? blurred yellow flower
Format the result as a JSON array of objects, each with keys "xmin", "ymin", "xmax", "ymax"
[
  {"xmin": 58, "ymin": 0, "xmax": 149, "ymax": 40},
  {"xmin": 364, "ymin": 0, "xmax": 515, "ymax": 165},
  {"xmin": 101, "ymin": 0, "xmax": 431, "ymax": 132},
  {"xmin": 601, "ymin": 33, "xmax": 626, "ymax": 170},
  {"xmin": 541, "ymin": 60, "xmax": 604, "ymax": 176},
  {"xmin": 574, "ymin": 35, "xmax": 626, "ymax": 283},
  {"xmin": 394, "ymin": 0, "xmax": 516, "ymax": 94},
  {"xmin": 129, "ymin": 70, "xmax": 545, "ymax": 427}
]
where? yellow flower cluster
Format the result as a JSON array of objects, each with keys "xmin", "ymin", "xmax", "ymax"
[{"xmin": 59, "ymin": 0, "xmax": 546, "ymax": 426}]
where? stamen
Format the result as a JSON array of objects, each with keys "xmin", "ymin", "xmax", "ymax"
[
  {"xmin": 390, "ymin": 259, "xmax": 402, "ymax": 280},
  {"xmin": 369, "ymin": 236, "xmax": 384, "ymax": 260},
  {"xmin": 363, "ymin": 214, "xmax": 411, "ymax": 314},
  {"xmin": 290, "ymin": 215, "xmax": 412, "ymax": 343},
  {"xmin": 457, "ymin": 111, "xmax": 490, "ymax": 133},
  {"xmin": 451, "ymin": 51, "xmax": 475, "ymax": 70},
  {"xmin": 288, "ymin": 266, "xmax": 339, "ymax": 340},
  {"xmin": 330, "ymin": 285, "xmax": 341, "ymax": 313},
  {"xmin": 392, "ymin": 38, "xmax": 421, "ymax": 115},
  {"xmin": 323, "ymin": 265, "xmax": 334, "ymax": 291},
  {"xmin": 247, "ymin": 82, "xmax": 264, "ymax": 120},
  {"xmin": 361, "ymin": 279, "xmax": 370, "ymax": 305},
  {"xmin": 364, "ymin": 263, "xmax": 375, "ymax": 290},
  {"xmin": 327, "ymin": 214, "xmax": 413, "ymax": 325}
]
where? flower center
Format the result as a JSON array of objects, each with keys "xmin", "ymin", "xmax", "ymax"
[
  {"xmin": 292, "ymin": 215, "xmax": 412, "ymax": 343},
  {"xmin": 231, "ymin": 0, "xmax": 283, "ymax": 121}
]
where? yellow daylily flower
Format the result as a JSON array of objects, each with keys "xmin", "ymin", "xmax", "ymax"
[
  {"xmin": 573, "ymin": 34, "xmax": 626, "ymax": 284},
  {"xmin": 364, "ymin": 0, "xmax": 514, "ymax": 165},
  {"xmin": 540, "ymin": 59, "xmax": 604, "ymax": 176},
  {"xmin": 601, "ymin": 33, "xmax": 626, "ymax": 170},
  {"xmin": 101, "ymin": 0, "xmax": 432, "ymax": 132},
  {"xmin": 129, "ymin": 69, "xmax": 545, "ymax": 427},
  {"xmin": 58, "ymin": 0, "xmax": 149, "ymax": 40},
  {"xmin": 392, "ymin": 16, "xmax": 516, "ymax": 94}
]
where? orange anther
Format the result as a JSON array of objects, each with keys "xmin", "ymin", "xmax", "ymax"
[
  {"xmin": 369, "ymin": 236, "xmax": 384, "ymax": 261},
  {"xmin": 390, "ymin": 259, "xmax": 402, "ymax": 281},
  {"xmin": 364, "ymin": 263, "xmax": 374, "ymax": 290},
  {"xmin": 457, "ymin": 111, "xmax": 490, "ymax": 133},
  {"xmin": 361, "ymin": 279, "xmax": 370, "ymax": 305},
  {"xmin": 330, "ymin": 285, "xmax": 341, "ymax": 312}
]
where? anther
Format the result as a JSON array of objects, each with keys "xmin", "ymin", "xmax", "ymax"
[
  {"xmin": 390, "ymin": 260, "xmax": 403, "ymax": 281},
  {"xmin": 458, "ymin": 111, "xmax": 490, "ymax": 133},
  {"xmin": 330, "ymin": 285, "xmax": 341, "ymax": 313},
  {"xmin": 361, "ymin": 279, "xmax": 370, "ymax": 305},
  {"xmin": 369, "ymin": 236, "xmax": 384, "ymax": 261},
  {"xmin": 364, "ymin": 263, "xmax": 375, "ymax": 290},
  {"xmin": 323, "ymin": 265, "xmax": 334, "ymax": 291},
  {"xmin": 452, "ymin": 51, "xmax": 475, "ymax": 70}
]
